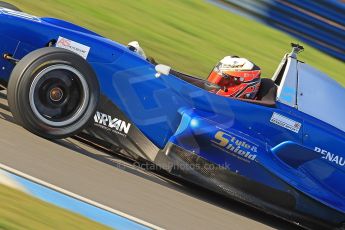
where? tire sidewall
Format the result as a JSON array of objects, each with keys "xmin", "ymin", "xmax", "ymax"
[
  {"xmin": 8, "ymin": 48, "xmax": 99, "ymax": 139},
  {"xmin": 0, "ymin": 1, "xmax": 22, "ymax": 11}
]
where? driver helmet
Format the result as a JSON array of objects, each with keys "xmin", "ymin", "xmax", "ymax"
[{"xmin": 207, "ymin": 56, "xmax": 261, "ymax": 99}]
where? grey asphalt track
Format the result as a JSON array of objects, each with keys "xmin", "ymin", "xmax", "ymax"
[{"xmin": 0, "ymin": 90, "xmax": 299, "ymax": 230}]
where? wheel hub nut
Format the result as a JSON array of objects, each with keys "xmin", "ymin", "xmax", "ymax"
[{"xmin": 50, "ymin": 87, "xmax": 63, "ymax": 102}]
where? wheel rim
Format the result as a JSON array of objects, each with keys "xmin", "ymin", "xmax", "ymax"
[{"xmin": 29, "ymin": 64, "xmax": 90, "ymax": 127}]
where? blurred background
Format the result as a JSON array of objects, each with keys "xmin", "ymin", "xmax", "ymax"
[{"xmin": 8, "ymin": 0, "xmax": 345, "ymax": 85}]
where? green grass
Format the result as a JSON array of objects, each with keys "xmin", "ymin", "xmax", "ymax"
[
  {"xmin": 0, "ymin": 184, "xmax": 112, "ymax": 230},
  {"xmin": 6, "ymin": 0, "xmax": 345, "ymax": 85}
]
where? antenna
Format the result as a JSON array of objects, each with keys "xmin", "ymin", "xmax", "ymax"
[{"xmin": 289, "ymin": 43, "xmax": 304, "ymax": 58}]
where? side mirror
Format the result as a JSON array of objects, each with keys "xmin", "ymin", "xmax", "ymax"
[{"xmin": 155, "ymin": 64, "xmax": 171, "ymax": 78}]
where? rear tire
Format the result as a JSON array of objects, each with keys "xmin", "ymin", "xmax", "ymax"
[
  {"xmin": 0, "ymin": 1, "xmax": 22, "ymax": 11},
  {"xmin": 7, "ymin": 47, "xmax": 100, "ymax": 139}
]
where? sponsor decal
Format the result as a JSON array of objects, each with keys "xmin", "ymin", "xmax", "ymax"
[
  {"xmin": 222, "ymin": 61, "xmax": 244, "ymax": 69},
  {"xmin": 56, "ymin": 36, "xmax": 90, "ymax": 59},
  {"xmin": 94, "ymin": 111, "xmax": 131, "ymax": 137},
  {"xmin": 270, "ymin": 112, "xmax": 301, "ymax": 133},
  {"xmin": 314, "ymin": 147, "xmax": 345, "ymax": 167},
  {"xmin": 0, "ymin": 8, "xmax": 41, "ymax": 22},
  {"xmin": 211, "ymin": 131, "xmax": 257, "ymax": 163}
]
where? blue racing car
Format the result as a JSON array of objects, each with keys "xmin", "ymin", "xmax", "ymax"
[{"xmin": 0, "ymin": 3, "xmax": 344, "ymax": 229}]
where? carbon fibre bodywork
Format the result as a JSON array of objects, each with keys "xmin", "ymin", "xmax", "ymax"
[{"xmin": 1, "ymin": 8, "xmax": 345, "ymax": 229}]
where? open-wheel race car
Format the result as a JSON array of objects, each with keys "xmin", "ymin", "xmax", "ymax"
[{"xmin": 1, "ymin": 2, "xmax": 345, "ymax": 229}]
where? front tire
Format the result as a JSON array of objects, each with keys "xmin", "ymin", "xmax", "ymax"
[
  {"xmin": 0, "ymin": 1, "xmax": 22, "ymax": 11},
  {"xmin": 7, "ymin": 47, "xmax": 99, "ymax": 139}
]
